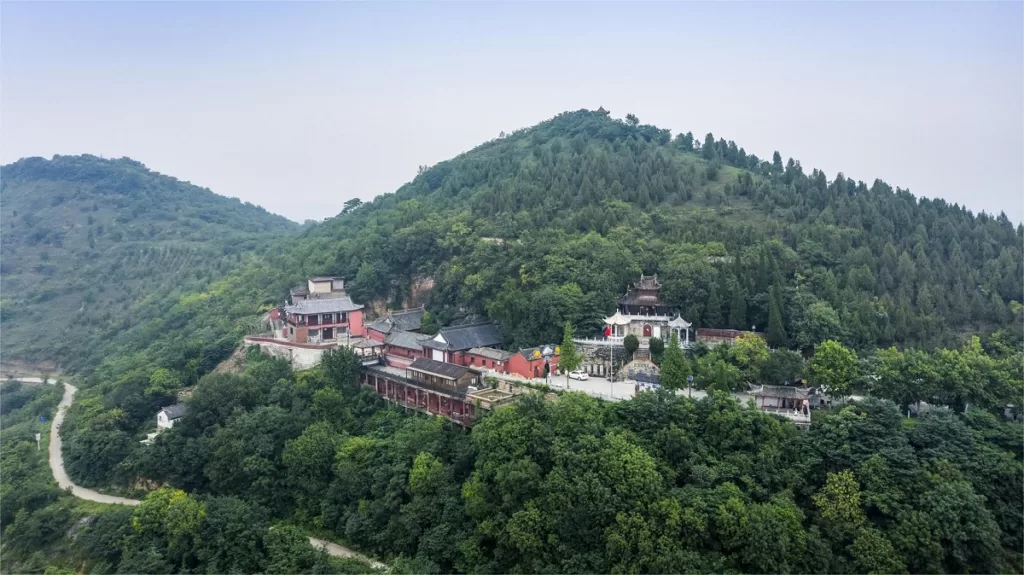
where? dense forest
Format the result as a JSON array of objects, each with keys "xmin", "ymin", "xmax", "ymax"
[
  {"xmin": 0, "ymin": 380, "xmax": 378, "ymax": 574},
  {"xmin": 9, "ymin": 349, "xmax": 1020, "ymax": 573},
  {"xmin": 2, "ymin": 110, "xmax": 1022, "ymax": 573},
  {"xmin": 0, "ymin": 155, "xmax": 298, "ymax": 368}
]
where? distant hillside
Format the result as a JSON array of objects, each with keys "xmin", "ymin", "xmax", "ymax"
[
  {"xmin": 0, "ymin": 155, "xmax": 298, "ymax": 369},
  {"xmin": 63, "ymin": 109, "xmax": 1023, "ymax": 388},
  {"xmin": 287, "ymin": 109, "xmax": 1023, "ymax": 351}
]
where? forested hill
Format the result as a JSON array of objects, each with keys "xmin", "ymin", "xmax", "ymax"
[
  {"xmin": 13, "ymin": 111, "xmax": 1022, "ymax": 575},
  {"xmin": 0, "ymin": 155, "xmax": 298, "ymax": 369},
  {"xmin": 291, "ymin": 109, "xmax": 1022, "ymax": 351}
]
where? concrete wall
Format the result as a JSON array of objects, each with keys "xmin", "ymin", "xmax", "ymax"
[{"xmin": 245, "ymin": 339, "xmax": 328, "ymax": 371}]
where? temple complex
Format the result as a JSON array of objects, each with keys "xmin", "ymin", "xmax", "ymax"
[{"xmin": 603, "ymin": 274, "xmax": 693, "ymax": 345}]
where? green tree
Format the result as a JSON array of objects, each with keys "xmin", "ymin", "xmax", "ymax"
[
  {"xmin": 705, "ymin": 288, "xmax": 724, "ymax": 327},
  {"xmin": 647, "ymin": 336, "xmax": 664, "ymax": 357},
  {"xmin": 813, "ymin": 471, "xmax": 865, "ymax": 530},
  {"xmin": 558, "ymin": 321, "xmax": 583, "ymax": 374},
  {"xmin": 419, "ymin": 311, "xmax": 440, "ymax": 335},
  {"xmin": 660, "ymin": 332, "xmax": 690, "ymax": 390},
  {"xmin": 623, "ymin": 333, "xmax": 639, "ymax": 357},
  {"xmin": 809, "ymin": 340, "xmax": 859, "ymax": 400},
  {"xmin": 730, "ymin": 333, "xmax": 769, "ymax": 384},
  {"xmin": 766, "ymin": 284, "xmax": 788, "ymax": 348},
  {"xmin": 728, "ymin": 286, "xmax": 747, "ymax": 330},
  {"xmin": 794, "ymin": 300, "xmax": 843, "ymax": 351}
]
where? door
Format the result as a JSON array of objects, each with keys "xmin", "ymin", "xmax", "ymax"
[{"xmin": 643, "ymin": 324, "xmax": 652, "ymax": 337}]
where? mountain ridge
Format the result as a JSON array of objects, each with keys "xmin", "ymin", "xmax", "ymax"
[{"xmin": 0, "ymin": 154, "xmax": 299, "ymax": 368}]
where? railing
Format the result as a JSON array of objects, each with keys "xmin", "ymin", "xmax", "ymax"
[
  {"xmin": 243, "ymin": 336, "xmax": 339, "ymax": 350},
  {"xmin": 759, "ymin": 406, "xmax": 812, "ymax": 424},
  {"xmin": 575, "ymin": 337, "xmax": 694, "ymax": 348},
  {"xmin": 574, "ymin": 337, "xmax": 625, "ymax": 345},
  {"xmin": 365, "ymin": 367, "xmax": 470, "ymax": 398}
]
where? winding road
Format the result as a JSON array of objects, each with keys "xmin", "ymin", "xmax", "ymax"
[{"xmin": 47, "ymin": 382, "xmax": 384, "ymax": 569}]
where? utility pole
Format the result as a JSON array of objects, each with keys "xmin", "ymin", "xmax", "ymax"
[{"xmin": 610, "ymin": 339, "xmax": 615, "ymax": 399}]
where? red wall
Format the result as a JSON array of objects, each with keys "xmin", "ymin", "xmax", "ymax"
[
  {"xmin": 464, "ymin": 352, "xmax": 508, "ymax": 372},
  {"xmin": 349, "ymin": 310, "xmax": 365, "ymax": 337},
  {"xmin": 506, "ymin": 353, "xmax": 559, "ymax": 379}
]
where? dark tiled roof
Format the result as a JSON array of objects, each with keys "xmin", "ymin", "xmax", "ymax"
[
  {"xmin": 367, "ymin": 307, "xmax": 426, "ymax": 334},
  {"xmin": 468, "ymin": 347, "xmax": 514, "ymax": 361},
  {"xmin": 161, "ymin": 403, "xmax": 188, "ymax": 420},
  {"xmin": 408, "ymin": 357, "xmax": 477, "ymax": 380},
  {"xmin": 385, "ymin": 330, "xmax": 430, "ymax": 351},
  {"xmin": 422, "ymin": 322, "xmax": 502, "ymax": 352},
  {"xmin": 619, "ymin": 293, "xmax": 666, "ymax": 306},
  {"xmin": 752, "ymin": 385, "xmax": 810, "ymax": 399},
  {"xmin": 366, "ymin": 318, "xmax": 394, "ymax": 335},
  {"xmin": 636, "ymin": 274, "xmax": 661, "ymax": 290},
  {"xmin": 285, "ymin": 296, "xmax": 363, "ymax": 314},
  {"xmin": 309, "ymin": 276, "xmax": 344, "ymax": 282},
  {"xmin": 390, "ymin": 307, "xmax": 425, "ymax": 331}
]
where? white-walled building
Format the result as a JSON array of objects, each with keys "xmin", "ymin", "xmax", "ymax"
[{"xmin": 157, "ymin": 403, "xmax": 188, "ymax": 429}]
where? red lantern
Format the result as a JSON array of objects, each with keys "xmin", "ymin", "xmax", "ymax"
[{"xmin": 604, "ymin": 326, "xmax": 612, "ymax": 337}]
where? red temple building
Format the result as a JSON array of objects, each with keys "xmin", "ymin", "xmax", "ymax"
[
  {"xmin": 281, "ymin": 276, "xmax": 365, "ymax": 343},
  {"xmin": 362, "ymin": 357, "xmax": 513, "ymax": 427}
]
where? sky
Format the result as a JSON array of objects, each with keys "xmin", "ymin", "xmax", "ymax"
[{"xmin": 2, "ymin": 2, "xmax": 1022, "ymax": 222}]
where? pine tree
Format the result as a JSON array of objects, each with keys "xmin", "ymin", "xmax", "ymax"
[
  {"xmin": 756, "ymin": 250, "xmax": 771, "ymax": 294},
  {"xmin": 729, "ymin": 286, "xmax": 747, "ymax": 329},
  {"xmin": 558, "ymin": 321, "xmax": 584, "ymax": 374},
  {"xmin": 767, "ymin": 284, "xmax": 788, "ymax": 348},
  {"xmin": 705, "ymin": 288, "xmax": 724, "ymax": 327},
  {"xmin": 660, "ymin": 331, "xmax": 690, "ymax": 391}
]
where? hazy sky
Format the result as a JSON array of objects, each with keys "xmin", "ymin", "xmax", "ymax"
[{"xmin": 2, "ymin": 2, "xmax": 1022, "ymax": 222}]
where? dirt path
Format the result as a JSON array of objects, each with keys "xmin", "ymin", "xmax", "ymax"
[
  {"xmin": 50, "ymin": 384, "xmax": 140, "ymax": 506},
  {"xmin": 48, "ymin": 383, "xmax": 382, "ymax": 567},
  {"xmin": 308, "ymin": 537, "xmax": 386, "ymax": 569}
]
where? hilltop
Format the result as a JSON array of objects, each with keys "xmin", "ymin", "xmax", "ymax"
[
  {"xmin": 4, "ymin": 111, "xmax": 1022, "ymax": 575},
  {"xmin": 0, "ymin": 155, "xmax": 298, "ymax": 370},
  {"xmin": 284, "ymin": 109, "xmax": 1022, "ymax": 350}
]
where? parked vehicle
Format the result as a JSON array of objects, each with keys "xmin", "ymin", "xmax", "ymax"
[{"xmin": 568, "ymin": 370, "xmax": 589, "ymax": 381}]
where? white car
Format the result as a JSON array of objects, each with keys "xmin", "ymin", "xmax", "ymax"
[{"xmin": 567, "ymin": 370, "xmax": 589, "ymax": 381}]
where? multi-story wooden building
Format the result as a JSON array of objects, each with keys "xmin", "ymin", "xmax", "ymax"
[
  {"xmin": 362, "ymin": 358, "xmax": 513, "ymax": 427},
  {"xmin": 281, "ymin": 276, "xmax": 365, "ymax": 343},
  {"xmin": 602, "ymin": 274, "xmax": 693, "ymax": 344}
]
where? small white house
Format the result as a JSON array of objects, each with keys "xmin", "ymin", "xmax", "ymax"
[{"xmin": 157, "ymin": 403, "xmax": 188, "ymax": 430}]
